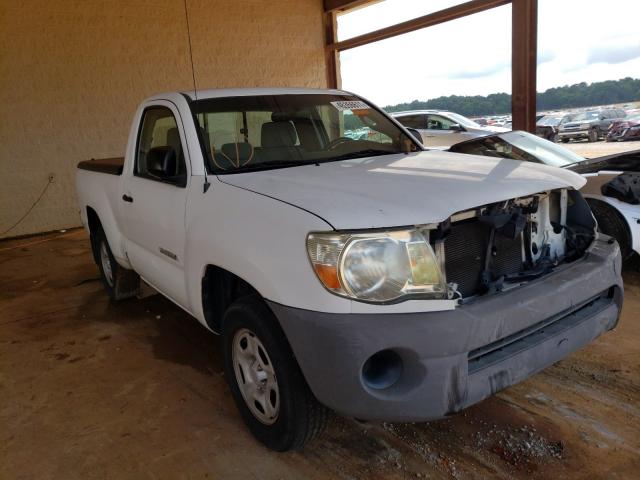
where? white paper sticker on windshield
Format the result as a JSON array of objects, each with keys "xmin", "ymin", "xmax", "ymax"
[{"xmin": 330, "ymin": 100, "xmax": 370, "ymax": 111}]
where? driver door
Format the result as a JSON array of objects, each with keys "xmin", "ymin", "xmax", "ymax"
[{"xmin": 121, "ymin": 102, "xmax": 191, "ymax": 309}]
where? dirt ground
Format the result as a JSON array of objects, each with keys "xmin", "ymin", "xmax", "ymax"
[
  {"xmin": 563, "ymin": 139, "xmax": 640, "ymax": 159},
  {"xmin": 1, "ymin": 230, "xmax": 639, "ymax": 480}
]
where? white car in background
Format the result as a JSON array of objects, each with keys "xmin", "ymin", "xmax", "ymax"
[{"xmin": 391, "ymin": 109, "xmax": 509, "ymax": 147}]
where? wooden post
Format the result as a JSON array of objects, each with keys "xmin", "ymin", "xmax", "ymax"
[
  {"xmin": 324, "ymin": 10, "xmax": 340, "ymax": 89},
  {"xmin": 511, "ymin": 0, "xmax": 537, "ymax": 132}
]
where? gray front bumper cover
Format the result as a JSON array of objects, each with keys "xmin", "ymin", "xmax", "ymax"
[{"xmin": 269, "ymin": 237, "xmax": 623, "ymax": 422}]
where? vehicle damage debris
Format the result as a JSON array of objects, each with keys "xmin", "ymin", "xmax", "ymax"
[
  {"xmin": 431, "ymin": 189, "xmax": 596, "ymax": 300},
  {"xmin": 449, "ymin": 134, "xmax": 640, "ymax": 260}
]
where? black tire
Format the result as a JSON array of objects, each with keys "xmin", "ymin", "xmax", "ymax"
[
  {"xmin": 588, "ymin": 128, "xmax": 598, "ymax": 143},
  {"xmin": 91, "ymin": 226, "xmax": 140, "ymax": 300},
  {"xmin": 587, "ymin": 199, "xmax": 632, "ymax": 259},
  {"xmin": 222, "ymin": 295, "xmax": 329, "ymax": 451},
  {"xmin": 561, "ymin": 138, "xmax": 570, "ymax": 143}
]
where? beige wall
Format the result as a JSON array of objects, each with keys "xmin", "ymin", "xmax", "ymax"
[{"xmin": 0, "ymin": 0, "xmax": 327, "ymax": 238}]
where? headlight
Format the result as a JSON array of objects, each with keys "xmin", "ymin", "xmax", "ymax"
[{"xmin": 306, "ymin": 229, "xmax": 446, "ymax": 303}]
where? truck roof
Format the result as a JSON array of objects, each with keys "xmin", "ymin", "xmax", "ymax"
[
  {"xmin": 149, "ymin": 87, "xmax": 349, "ymax": 102},
  {"xmin": 391, "ymin": 110, "xmax": 450, "ymax": 116}
]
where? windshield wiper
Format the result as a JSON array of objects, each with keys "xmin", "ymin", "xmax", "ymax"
[
  {"xmin": 218, "ymin": 159, "xmax": 315, "ymax": 174},
  {"xmin": 321, "ymin": 149, "xmax": 397, "ymax": 163},
  {"xmin": 215, "ymin": 150, "xmax": 397, "ymax": 174}
]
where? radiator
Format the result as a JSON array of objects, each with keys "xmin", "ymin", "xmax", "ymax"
[{"xmin": 443, "ymin": 219, "xmax": 523, "ymax": 298}]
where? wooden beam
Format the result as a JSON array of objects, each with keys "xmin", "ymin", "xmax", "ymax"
[
  {"xmin": 323, "ymin": 0, "xmax": 375, "ymax": 13},
  {"xmin": 324, "ymin": 10, "xmax": 341, "ymax": 89},
  {"xmin": 326, "ymin": 0, "xmax": 511, "ymax": 52},
  {"xmin": 511, "ymin": 0, "xmax": 537, "ymax": 132}
]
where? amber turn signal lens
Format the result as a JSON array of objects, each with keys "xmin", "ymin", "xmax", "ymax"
[{"xmin": 313, "ymin": 264, "xmax": 341, "ymax": 290}]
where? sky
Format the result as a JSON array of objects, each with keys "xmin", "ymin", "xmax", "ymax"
[{"xmin": 338, "ymin": 0, "xmax": 640, "ymax": 107}]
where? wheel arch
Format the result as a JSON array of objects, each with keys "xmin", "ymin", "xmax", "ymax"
[
  {"xmin": 86, "ymin": 206, "xmax": 103, "ymax": 264},
  {"xmin": 585, "ymin": 196, "xmax": 634, "ymax": 256},
  {"xmin": 201, "ymin": 264, "xmax": 264, "ymax": 333}
]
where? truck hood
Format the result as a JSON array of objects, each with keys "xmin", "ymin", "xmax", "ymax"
[{"xmin": 220, "ymin": 151, "xmax": 585, "ymax": 230}]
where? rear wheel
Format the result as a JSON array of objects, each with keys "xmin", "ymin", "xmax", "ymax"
[
  {"xmin": 222, "ymin": 296, "xmax": 329, "ymax": 451},
  {"xmin": 587, "ymin": 199, "xmax": 632, "ymax": 260},
  {"xmin": 92, "ymin": 226, "xmax": 140, "ymax": 300}
]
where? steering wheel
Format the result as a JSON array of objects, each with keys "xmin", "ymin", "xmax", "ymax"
[{"xmin": 325, "ymin": 137, "xmax": 354, "ymax": 151}]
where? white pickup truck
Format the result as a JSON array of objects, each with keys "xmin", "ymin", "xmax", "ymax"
[{"xmin": 76, "ymin": 88, "xmax": 623, "ymax": 451}]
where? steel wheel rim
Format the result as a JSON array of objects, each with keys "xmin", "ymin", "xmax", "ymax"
[
  {"xmin": 100, "ymin": 241, "xmax": 114, "ymax": 287},
  {"xmin": 232, "ymin": 328, "xmax": 279, "ymax": 425}
]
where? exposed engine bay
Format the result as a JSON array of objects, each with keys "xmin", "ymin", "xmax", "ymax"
[
  {"xmin": 449, "ymin": 134, "xmax": 639, "ymax": 257},
  {"xmin": 428, "ymin": 188, "xmax": 597, "ymax": 301}
]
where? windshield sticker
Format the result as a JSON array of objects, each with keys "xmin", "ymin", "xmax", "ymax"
[{"xmin": 330, "ymin": 100, "xmax": 370, "ymax": 111}]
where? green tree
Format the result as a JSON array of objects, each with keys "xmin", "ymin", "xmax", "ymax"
[{"xmin": 384, "ymin": 78, "xmax": 640, "ymax": 116}]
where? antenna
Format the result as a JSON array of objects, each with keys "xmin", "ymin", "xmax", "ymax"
[
  {"xmin": 183, "ymin": 0, "xmax": 198, "ymax": 100},
  {"xmin": 183, "ymin": 0, "xmax": 210, "ymax": 193}
]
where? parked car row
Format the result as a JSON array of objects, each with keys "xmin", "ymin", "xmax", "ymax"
[
  {"xmin": 557, "ymin": 108, "xmax": 627, "ymax": 143},
  {"xmin": 446, "ymin": 107, "xmax": 639, "ymax": 145}
]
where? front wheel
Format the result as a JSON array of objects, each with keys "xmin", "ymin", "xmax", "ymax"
[
  {"xmin": 561, "ymin": 138, "xmax": 570, "ymax": 143},
  {"xmin": 222, "ymin": 296, "xmax": 329, "ymax": 451}
]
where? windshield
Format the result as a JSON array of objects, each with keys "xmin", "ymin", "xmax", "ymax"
[
  {"xmin": 190, "ymin": 94, "xmax": 418, "ymax": 174},
  {"xmin": 445, "ymin": 112, "xmax": 481, "ymax": 128},
  {"xmin": 449, "ymin": 131, "xmax": 585, "ymax": 168},
  {"xmin": 568, "ymin": 111, "xmax": 599, "ymax": 122}
]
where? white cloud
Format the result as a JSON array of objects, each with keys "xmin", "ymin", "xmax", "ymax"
[{"xmin": 338, "ymin": 0, "xmax": 640, "ymax": 107}]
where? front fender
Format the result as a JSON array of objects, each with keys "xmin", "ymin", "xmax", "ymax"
[{"xmin": 183, "ymin": 180, "xmax": 354, "ymax": 325}]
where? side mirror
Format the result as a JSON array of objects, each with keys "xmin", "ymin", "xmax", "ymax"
[
  {"xmin": 405, "ymin": 128, "xmax": 423, "ymax": 144},
  {"xmin": 449, "ymin": 123, "xmax": 464, "ymax": 132},
  {"xmin": 147, "ymin": 146, "xmax": 177, "ymax": 179}
]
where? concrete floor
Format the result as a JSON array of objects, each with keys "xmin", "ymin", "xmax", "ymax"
[{"xmin": 1, "ymin": 229, "xmax": 639, "ymax": 479}]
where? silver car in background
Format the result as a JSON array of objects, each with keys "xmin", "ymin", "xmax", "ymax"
[{"xmin": 391, "ymin": 109, "xmax": 509, "ymax": 147}]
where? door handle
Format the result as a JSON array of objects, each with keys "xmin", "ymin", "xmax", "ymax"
[{"xmin": 122, "ymin": 194, "xmax": 134, "ymax": 203}]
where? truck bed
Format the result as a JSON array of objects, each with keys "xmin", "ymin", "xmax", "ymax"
[{"xmin": 77, "ymin": 157, "xmax": 124, "ymax": 175}]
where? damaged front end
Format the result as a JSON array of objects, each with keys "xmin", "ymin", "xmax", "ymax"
[{"xmin": 428, "ymin": 188, "xmax": 596, "ymax": 301}]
